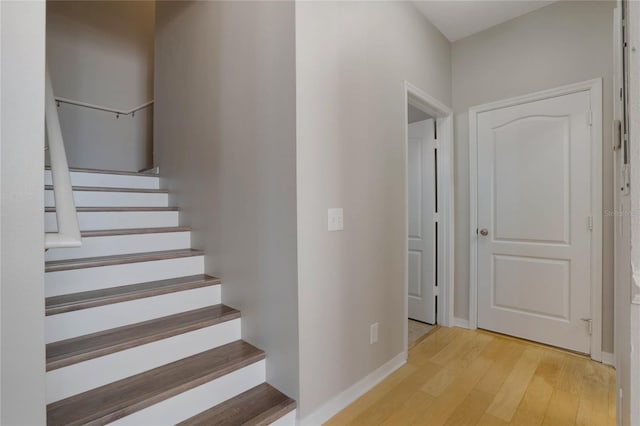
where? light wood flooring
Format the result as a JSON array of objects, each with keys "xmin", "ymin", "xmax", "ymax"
[{"xmin": 326, "ymin": 327, "xmax": 615, "ymax": 426}]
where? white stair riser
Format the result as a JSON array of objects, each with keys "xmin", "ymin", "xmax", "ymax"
[
  {"xmin": 45, "ymin": 190, "xmax": 168, "ymax": 208},
  {"xmin": 45, "ymin": 232, "xmax": 191, "ymax": 261},
  {"xmin": 45, "ymin": 256, "xmax": 204, "ymax": 297},
  {"xmin": 109, "ymin": 360, "xmax": 266, "ymax": 426},
  {"xmin": 46, "ymin": 319, "xmax": 241, "ymax": 403},
  {"xmin": 271, "ymin": 410, "xmax": 297, "ymax": 426},
  {"xmin": 45, "ymin": 170, "xmax": 160, "ymax": 189},
  {"xmin": 46, "ymin": 211, "xmax": 179, "ymax": 232},
  {"xmin": 46, "ymin": 286, "xmax": 220, "ymax": 342}
]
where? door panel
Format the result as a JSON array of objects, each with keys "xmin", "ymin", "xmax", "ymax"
[
  {"xmin": 493, "ymin": 255, "xmax": 570, "ymax": 320},
  {"xmin": 408, "ymin": 119, "xmax": 436, "ymax": 324},
  {"xmin": 493, "ymin": 117, "xmax": 570, "ymax": 244},
  {"xmin": 476, "ymin": 91, "xmax": 592, "ymax": 353},
  {"xmin": 408, "ymin": 251, "xmax": 422, "ymax": 298}
]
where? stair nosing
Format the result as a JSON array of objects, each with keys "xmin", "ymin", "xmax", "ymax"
[
  {"xmin": 45, "ymin": 249, "xmax": 204, "ymax": 272},
  {"xmin": 46, "ymin": 341, "xmax": 265, "ymax": 426},
  {"xmin": 177, "ymin": 383, "xmax": 296, "ymax": 426},
  {"xmin": 45, "ymin": 185, "xmax": 168, "ymax": 194},
  {"xmin": 45, "ymin": 206, "xmax": 179, "ymax": 212},
  {"xmin": 247, "ymin": 399, "xmax": 297, "ymax": 426},
  {"xmin": 80, "ymin": 226, "xmax": 191, "ymax": 237},
  {"xmin": 46, "ymin": 274, "xmax": 221, "ymax": 316},
  {"xmin": 46, "ymin": 305, "xmax": 240, "ymax": 371}
]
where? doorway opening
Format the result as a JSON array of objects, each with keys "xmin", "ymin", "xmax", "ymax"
[{"xmin": 403, "ymin": 82, "xmax": 454, "ymax": 353}]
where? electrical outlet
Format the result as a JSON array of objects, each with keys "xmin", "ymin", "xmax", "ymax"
[
  {"xmin": 328, "ymin": 208, "xmax": 344, "ymax": 231},
  {"xmin": 370, "ymin": 322, "xmax": 379, "ymax": 344}
]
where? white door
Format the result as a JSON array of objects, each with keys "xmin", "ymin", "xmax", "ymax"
[
  {"xmin": 476, "ymin": 91, "xmax": 593, "ymax": 353},
  {"xmin": 408, "ymin": 119, "xmax": 436, "ymax": 324}
]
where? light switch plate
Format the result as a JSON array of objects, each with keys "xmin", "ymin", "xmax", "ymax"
[{"xmin": 328, "ymin": 208, "xmax": 344, "ymax": 231}]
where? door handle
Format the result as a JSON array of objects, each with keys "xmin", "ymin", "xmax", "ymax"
[{"xmin": 480, "ymin": 228, "xmax": 489, "ymax": 236}]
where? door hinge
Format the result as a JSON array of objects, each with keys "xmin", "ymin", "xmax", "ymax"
[
  {"xmin": 581, "ymin": 318, "xmax": 593, "ymax": 335},
  {"xmin": 433, "ymin": 212, "xmax": 440, "ymax": 222},
  {"xmin": 434, "ymin": 286, "xmax": 440, "ymax": 296},
  {"xmin": 587, "ymin": 108, "xmax": 593, "ymax": 127},
  {"xmin": 587, "ymin": 216, "xmax": 593, "ymax": 231},
  {"xmin": 614, "ymin": 120, "xmax": 622, "ymax": 151}
]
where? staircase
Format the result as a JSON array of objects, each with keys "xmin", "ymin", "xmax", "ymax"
[{"xmin": 44, "ymin": 167, "xmax": 296, "ymax": 426}]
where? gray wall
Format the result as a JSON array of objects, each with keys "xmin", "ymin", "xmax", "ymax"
[
  {"xmin": 451, "ymin": 1, "xmax": 615, "ymax": 352},
  {"xmin": 295, "ymin": 1, "xmax": 451, "ymax": 418},
  {"xmin": 47, "ymin": 1, "xmax": 155, "ymax": 172},
  {"xmin": 0, "ymin": 1, "xmax": 47, "ymax": 423},
  {"xmin": 408, "ymin": 104, "xmax": 431, "ymax": 123},
  {"xmin": 154, "ymin": 1, "xmax": 299, "ymax": 400}
]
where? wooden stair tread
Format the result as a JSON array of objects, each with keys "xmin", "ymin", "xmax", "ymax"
[
  {"xmin": 46, "ymin": 206, "xmax": 179, "ymax": 212},
  {"xmin": 45, "ymin": 249, "xmax": 204, "ymax": 272},
  {"xmin": 81, "ymin": 226, "xmax": 191, "ymax": 237},
  {"xmin": 178, "ymin": 383, "xmax": 296, "ymax": 426},
  {"xmin": 46, "ymin": 274, "xmax": 221, "ymax": 316},
  {"xmin": 47, "ymin": 340, "xmax": 265, "ymax": 426},
  {"xmin": 45, "ymin": 185, "xmax": 168, "ymax": 194},
  {"xmin": 46, "ymin": 166, "xmax": 158, "ymax": 177},
  {"xmin": 47, "ymin": 304, "xmax": 239, "ymax": 371}
]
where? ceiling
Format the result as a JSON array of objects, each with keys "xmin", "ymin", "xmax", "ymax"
[{"xmin": 412, "ymin": 1, "xmax": 556, "ymax": 42}]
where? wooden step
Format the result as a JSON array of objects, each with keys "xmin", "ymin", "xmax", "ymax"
[
  {"xmin": 47, "ymin": 340, "xmax": 265, "ymax": 426},
  {"xmin": 46, "ymin": 274, "xmax": 220, "ymax": 316},
  {"xmin": 45, "ymin": 249, "xmax": 204, "ymax": 272},
  {"xmin": 47, "ymin": 304, "xmax": 239, "ymax": 371},
  {"xmin": 45, "ymin": 185, "xmax": 168, "ymax": 194},
  {"xmin": 178, "ymin": 383, "xmax": 296, "ymax": 426},
  {"xmin": 46, "ymin": 206, "xmax": 179, "ymax": 212},
  {"xmin": 46, "ymin": 166, "xmax": 158, "ymax": 177},
  {"xmin": 81, "ymin": 226, "xmax": 191, "ymax": 237}
]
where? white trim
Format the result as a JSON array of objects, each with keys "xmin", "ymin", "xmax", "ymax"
[
  {"xmin": 602, "ymin": 352, "xmax": 616, "ymax": 368},
  {"xmin": 633, "ymin": 271, "xmax": 640, "ymax": 305},
  {"xmin": 403, "ymin": 82, "xmax": 455, "ymax": 351},
  {"xmin": 453, "ymin": 317, "xmax": 471, "ymax": 329},
  {"xmin": 469, "ymin": 107, "xmax": 479, "ymax": 331},
  {"xmin": 298, "ymin": 352, "xmax": 406, "ymax": 426},
  {"xmin": 468, "ymin": 78, "xmax": 604, "ymax": 361}
]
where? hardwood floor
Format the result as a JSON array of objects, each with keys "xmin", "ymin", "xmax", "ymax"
[{"xmin": 325, "ymin": 327, "xmax": 615, "ymax": 426}]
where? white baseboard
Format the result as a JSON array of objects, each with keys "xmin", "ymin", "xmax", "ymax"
[
  {"xmin": 453, "ymin": 317, "xmax": 471, "ymax": 329},
  {"xmin": 298, "ymin": 351, "xmax": 407, "ymax": 426},
  {"xmin": 602, "ymin": 351, "xmax": 615, "ymax": 367}
]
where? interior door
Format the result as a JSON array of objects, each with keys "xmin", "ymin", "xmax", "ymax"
[
  {"xmin": 408, "ymin": 119, "xmax": 436, "ymax": 324},
  {"xmin": 476, "ymin": 90, "xmax": 593, "ymax": 353}
]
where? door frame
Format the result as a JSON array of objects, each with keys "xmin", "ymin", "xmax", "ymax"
[
  {"xmin": 468, "ymin": 78, "xmax": 603, "ymax": 361},
  {"xmin": 403, "ymin": 81, "xmax": 455, "ymax": 353}
]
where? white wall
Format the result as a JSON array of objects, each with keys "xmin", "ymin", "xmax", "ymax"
[
  {"xmin": 154, "ymin": 1, "xmax": 299, "ymax": 401},
  {"xmin": 451, "ymin": 1, "xmax": 615, "ymax": 353},
  {"xmin": 295, "ymin": 1, "xmax": 451, "ymax": 419},
  {"xmin": 47, "ymin": 1, "xmax": 155, "ymax": 172},
  {"xmin": 0, "ymin": 1, "xmax": 47, "ymax": 423}
]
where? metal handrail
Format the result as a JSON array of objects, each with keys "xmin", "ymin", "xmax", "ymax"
[
  {"xmin": 54, "ymin": 97, "xmax": 154, "ymax": 118},
  {"xmin": 45, "ymin": 68, "xmax": 82, "ymax": 249}
]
